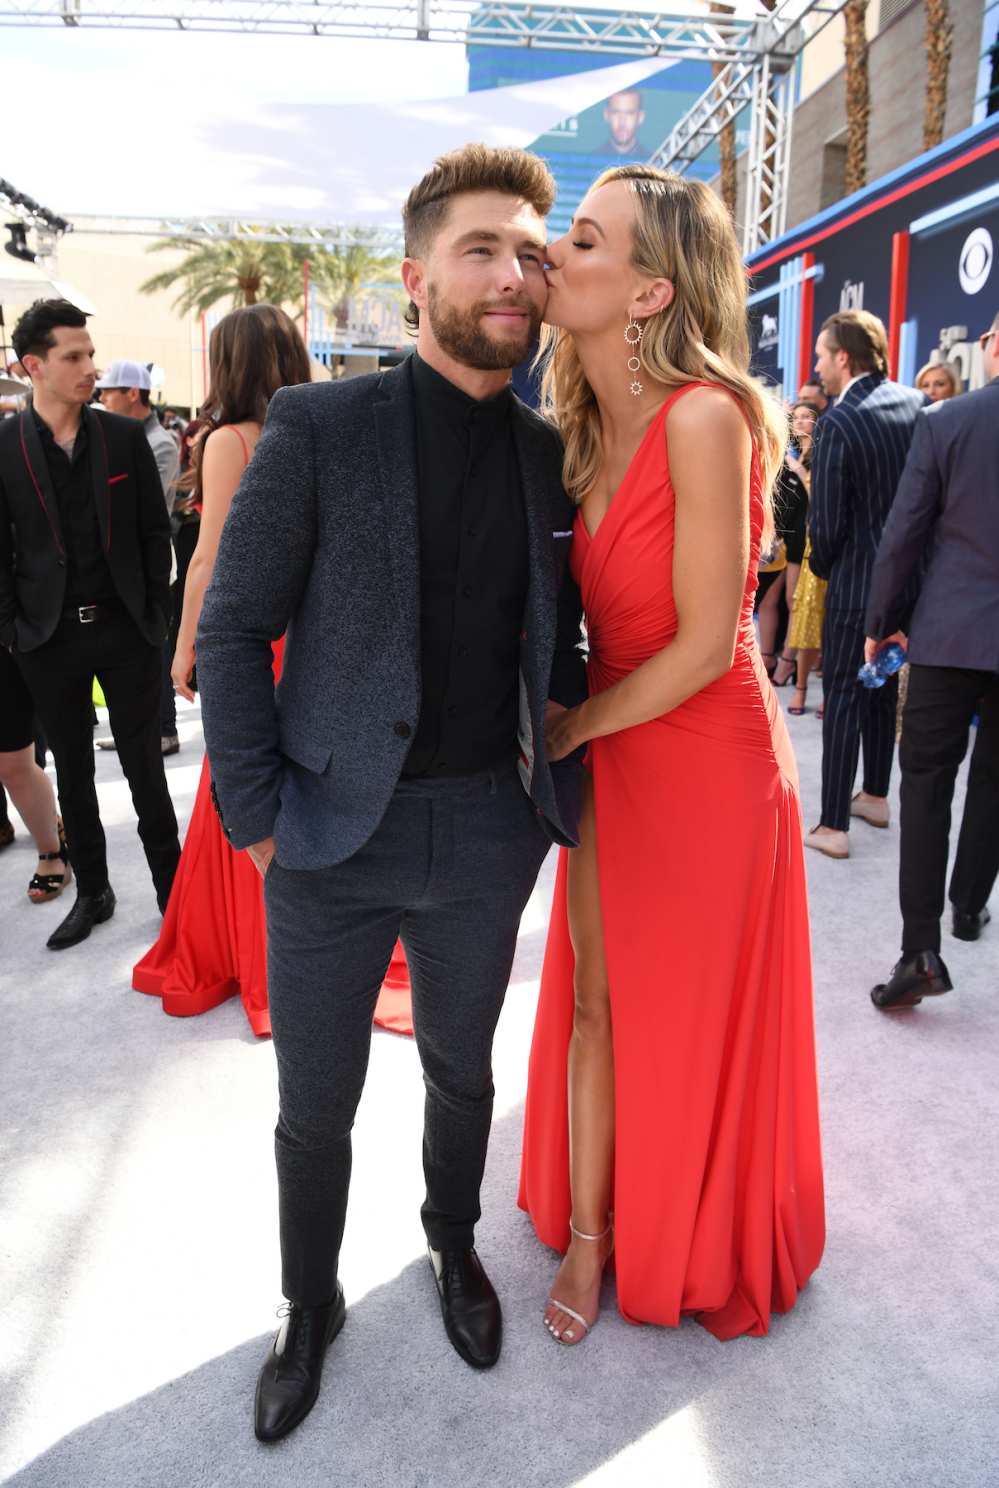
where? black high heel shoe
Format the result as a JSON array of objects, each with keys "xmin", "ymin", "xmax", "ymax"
[
  {"xmin": 27, "ymin": 817, "xmax": 72, "ymax": 904},
  {"xmin": 772, "ymin": 652, "xmax": 796, "ymax": 687},
  {"xmin": 27, "ymin": 846, "xmax": 73, "ymax": 903}
]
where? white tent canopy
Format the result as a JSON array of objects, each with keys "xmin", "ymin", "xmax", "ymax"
[
  {"xmin": 0, "ymin": 258, "xmax": 97, "ymax": 314},
  {"xmin": 15, "ymin": 56, "xmax": 675, "ymax": 227}
]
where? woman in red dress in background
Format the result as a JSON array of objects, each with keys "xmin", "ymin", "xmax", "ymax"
[
  {"xmin": 133, "ymin": 305, "xmax": 412, "ymax": 1037},
  {"xmin": 518, "ymin": 167, "xmax": 824, "ymax": 1344}
]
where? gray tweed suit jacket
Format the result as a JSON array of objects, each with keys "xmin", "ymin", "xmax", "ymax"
[{"xmin": 196, "ymin": 359, "xmax": 587, "ymax": 868}]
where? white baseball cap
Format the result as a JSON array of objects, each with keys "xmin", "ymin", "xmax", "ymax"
[{"xmin": 95, "ymin": 359, "xmax": 153, "ymax": 391}]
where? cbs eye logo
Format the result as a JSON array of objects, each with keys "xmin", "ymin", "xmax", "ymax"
[{"xmin": 959, "ymin": 227, "xmax": 993, "ymax": 296}]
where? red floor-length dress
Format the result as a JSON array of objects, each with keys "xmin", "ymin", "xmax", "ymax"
[
  {"xmin": 133, "ymin": 638, "xmax": 413, "ymax": 1039},
  {"xmin": 518, "ymin": 384, "xmax": 825, "ymax": 1340}
]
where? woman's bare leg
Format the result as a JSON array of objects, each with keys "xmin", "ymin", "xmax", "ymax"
[
  {"xmin": 796, "ymin": 647, "xmax": 818, "ymax": 693},
  {"xmin": 544, "ymin": 775, "xmax": 615, "ymax": 1343},
  {"xmin": 774, "ymin": 564, "xmax": 801, "ymax": 684},
  {"xmin": 0, "ymin": 745, "xmax": 61, "ymax": 883},
  {"xmin": 789, "ymin": 646, "xmax": 819, "ymax": 713},
  {"xmin": 757, "ymin": 572, "xmax": 785, "ymax": 670}
]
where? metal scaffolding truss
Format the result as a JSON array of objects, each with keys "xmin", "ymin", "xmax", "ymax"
[
  {"xmin": 70, "ymin": 214, "xmax": 406, "ymax": 254},
  {"xmin": 650, "ymin": 0, "xmax": 849, "ymax": 253},
  {"xmin": 3, "ymin": 0, "xmax": 772, "ymax": 60}
]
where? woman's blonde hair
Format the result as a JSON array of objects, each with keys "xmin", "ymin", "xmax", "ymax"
[
  {"xmin": 537, "ymin": 166, "xmax": 786, "ymax": 546},
  {"xmin": 915, "ymin": 359, "xmax": 961, "ymax": 397}
]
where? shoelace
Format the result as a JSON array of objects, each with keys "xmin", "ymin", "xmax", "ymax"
[{"xmin": 272, "ymin": 1303, "xmax": 317, "ymax": 1380}]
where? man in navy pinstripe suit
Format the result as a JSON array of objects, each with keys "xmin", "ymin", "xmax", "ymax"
[{"xmin": 804, "ymin": 311, "xmax": 924, "ymax": 860}]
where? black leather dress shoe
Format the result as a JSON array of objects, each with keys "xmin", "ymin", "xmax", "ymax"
[
  {"xmin": 428, "ymin": 1246, "xmax": 501, "ymax": 1369},
  {"xmin": 46, "ymin": 886, "xmax": 116, "ymax": 951},
  {"xmin": 870, "ymin": 950, "xmax": 953, "ymax": 1010},
  {"xmin": 952, "ymin": 906, "xmax": 991, "ymax": 942},
  {"xmin": 254, "ymin": 1286, "xmax": 346, "ymax": 1444}
]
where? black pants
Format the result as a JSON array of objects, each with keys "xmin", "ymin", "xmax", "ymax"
[
  {"xmin": 15, "ymin": 611, "xmax": 181, "ymax": 901},
  {"xmin": 160, "ymin": 629, "xmax": 177, "ymax": 736},
  {"xmin": 898, "ymin": 663, "xmax": 999, "ymax": 954},
  {"xmin": 171, "ymin": 518, "xmax": 200, "ymax": 693},
  {"xmin": 264, "ymin": 762, "xmax": 550, "ymax": 1307},
  {"xmin": 820, "ymin": 608, "xmax": 898, "ymax": 830}
]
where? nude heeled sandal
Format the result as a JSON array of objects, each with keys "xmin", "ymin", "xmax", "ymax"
[{"xmin": 545, "ymin": 1219, "xmax": 614, "ymax": 1346}]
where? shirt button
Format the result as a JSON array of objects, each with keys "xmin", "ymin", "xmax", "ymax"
[
  {"xmin": 447, "ymin": 705, "xmax": 458, "ymax": 718},
  {"xmin": 462, "ymin": 584, "xmax": 473, "ymax": 599},
  {"xmin": 393, "ymin": 721, "xmax": 412, "ymax": 739},
  {"xmin": 457, "ymin": 645, "xmax": 469, "ymax": 658},
  {"xmin": 466, "ymin": 526, "xmax": 477, "ymax": 537}
]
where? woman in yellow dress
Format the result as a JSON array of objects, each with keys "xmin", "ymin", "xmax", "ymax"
[{"xmin": 785, "ymin": 402, "xmax": 827, "ymax": 716}]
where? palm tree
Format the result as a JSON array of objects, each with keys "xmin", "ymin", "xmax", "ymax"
[
  {"xmin": 924, "ymin": 0, "xmax": 953, "ymax": 151},
  {"xmin": 289, "ymin": 234, "xmax": 400, "ymax": 324},
  {"xmin": 140, "ymin": 237, "xmax": 300, "ymax": 315},
  {"xmin": 843, "ymin": 0, "xmax": 871, "ymax": 196},
  {"xmin": 710, "ymin": 1, "xmax": 738, "ymax": 223},
  {"xmin": 141, "ymin": 230, "xmax": 399, "ymax": 325}
]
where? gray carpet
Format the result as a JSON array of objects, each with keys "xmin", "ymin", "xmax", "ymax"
[{"xmin": 1, "ymin": 686, "xmax": 996, "ymax": 1488}]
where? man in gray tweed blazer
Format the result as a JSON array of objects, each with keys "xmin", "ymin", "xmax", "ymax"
[{"xmin": 196, "ymin": 145, "xmax": 586, "ymax": 1443}]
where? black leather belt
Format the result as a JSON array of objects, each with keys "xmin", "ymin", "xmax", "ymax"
[{"xmin": 62, "ymin": 602, "xmax": 122, "ymax": 624}]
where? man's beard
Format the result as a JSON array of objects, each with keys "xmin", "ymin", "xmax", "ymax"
[{"xmin": 426, "ymin": 284, "xmax": 541, "ymax": 370}]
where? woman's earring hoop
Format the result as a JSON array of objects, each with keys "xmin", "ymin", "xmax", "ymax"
[{"xmin": 625, "ymin": 319, "xmax": 644, "ymax": 396}]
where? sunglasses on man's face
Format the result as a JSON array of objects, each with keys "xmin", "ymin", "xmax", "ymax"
[{"xmin": 979, "ymin": 329, "xmax": 996, "ymax": 350}]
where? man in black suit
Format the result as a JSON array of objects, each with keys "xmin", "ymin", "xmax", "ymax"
[
  {"xmin": 0, "ymin": 299, "xmax": 180, "ymax": 949},
  {"xmin": 805, "ymin": 310, "xmax": 924, "ymax": 860},
  {"xmin": 864, "ymin": 310, "xmax": 999, "ymax": 1010},
  {"xmin": 197, "ymin": 145, "xmax": 586, "ymax": 1442}
]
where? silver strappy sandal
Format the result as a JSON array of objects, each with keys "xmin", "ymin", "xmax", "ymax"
[{"xmin": 545, "ymin": 1219, "xmax": 614, "ymax": 1345}]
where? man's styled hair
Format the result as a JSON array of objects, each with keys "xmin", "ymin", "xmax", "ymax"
[
  {"xmin": 820, "ymin": 310, "xmax": 890, "ymax": 378},
  {"xmin": 402, "ymin": 143, "xmax": 556, "ymax": 330},
  {"xmin": 12, "ymin": 298, "xmax": 90, "ymax": 362}
]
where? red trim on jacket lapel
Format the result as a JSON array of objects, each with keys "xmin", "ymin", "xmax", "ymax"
[
  {"xmin": 86, "ymin": 404, "xmax": 112, "ymax": 554},
  {"xmin": 18, "ymin": 409, "xmax": 64, "ymax": 558}
]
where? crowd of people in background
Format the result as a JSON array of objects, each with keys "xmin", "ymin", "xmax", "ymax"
[{"xmin": 758, "ymin": 305, "xmax": 999, "ymax": 1009}]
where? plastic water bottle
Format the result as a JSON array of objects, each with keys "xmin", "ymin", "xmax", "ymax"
[{"xmin": 857, "ymin": 641, "xmax": 906, "ymax": 689}]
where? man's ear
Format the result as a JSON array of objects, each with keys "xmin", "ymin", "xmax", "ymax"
[
  {"xmin": 401, "ymin": 257, "xmax": 428, "ymax": 315},
  {"xmin": 20, "ymin": 353, "xmax": 42, "ymax": 382}
]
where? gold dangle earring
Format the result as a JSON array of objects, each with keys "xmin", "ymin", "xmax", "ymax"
[{"xmin": 625, "ymin": 318, "xmax": 644, "ymax": 396}]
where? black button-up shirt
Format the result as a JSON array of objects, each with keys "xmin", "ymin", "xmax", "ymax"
[
  {"xmin": 403, "ymin": 354, "xmax": 529, "ymax": 777},
  {"xmin": 32, "ymin": 408, "xmax": 115, "ymax": 607}
]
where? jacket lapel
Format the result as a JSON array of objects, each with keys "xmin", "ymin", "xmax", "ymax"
[
  {"xmin": 372, "ymin": 361, "xmax": 420, "ymax": 663},
  {"xmin": 84, "ymin": 404, "xmax": 112, "ymax": 554},
  {"xmin": 511, "ymin": 402, "xmax": 557, "ymax": 627},
  {"xmin": 18, "ymin": 408, "xmax": 65, "ymax": 555}
]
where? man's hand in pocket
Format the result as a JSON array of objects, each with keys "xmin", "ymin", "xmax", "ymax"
[{"xmin": 247, "ymin": 837, "xmax": 276, "ymax": 878}]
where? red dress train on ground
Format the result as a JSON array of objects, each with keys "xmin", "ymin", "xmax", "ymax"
[
  {"xmin": 133, "ymin": 637, "xmax": 413, "ymax": 1038},
  {"xmin": 518, "ymin": 384, "xmax": 825, "ymax": 1339}
]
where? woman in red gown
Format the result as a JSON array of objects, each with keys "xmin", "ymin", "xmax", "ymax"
[
  {"xmin": 518, "ymin": 168, "xmax": 824, "ymax": 1343},
  {"xmin": 133, "ymin": 305, "xmax": 412, "ymax": 1037}
]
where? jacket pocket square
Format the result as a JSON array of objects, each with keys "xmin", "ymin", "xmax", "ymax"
[
  {"xmin": 552, "ymin": 530, "xmax": 573, "ymax": 539},
  {"xmin": 108, "ymin": 473, "xmax": 129, "ymax": 485}
]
